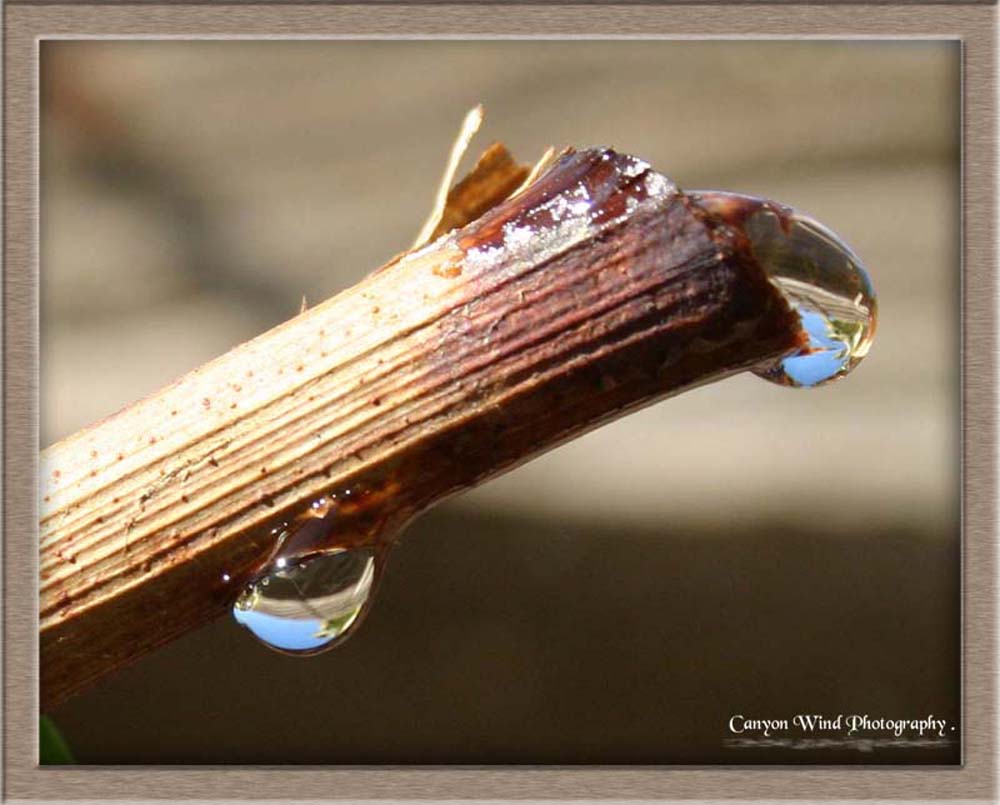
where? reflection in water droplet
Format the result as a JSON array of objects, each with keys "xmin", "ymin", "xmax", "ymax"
[
  {"xmin": 692, "ymin": 191, "xmax": 877, "ymax": 388},
  {"xmin": 233, "ymin": 546, "xmax": 377, "ymax": 655}
]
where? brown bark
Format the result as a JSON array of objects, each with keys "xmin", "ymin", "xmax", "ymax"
[{"xmin": 39, "ymin": 148, "xmax": 805, "ymax": 709}]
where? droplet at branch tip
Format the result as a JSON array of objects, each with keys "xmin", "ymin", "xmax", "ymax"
[{"xmin": 689, "ymin": 190, "xmax": 877, "ymax": 389}]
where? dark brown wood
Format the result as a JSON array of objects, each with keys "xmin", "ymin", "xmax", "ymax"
[{"xmin": 39, "ymin": 148, "xmax": 805, "ymax": 709}]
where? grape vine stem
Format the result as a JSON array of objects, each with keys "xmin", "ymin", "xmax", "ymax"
[{"xmin": 39, "ymin": 143, "xmax": 804, "ymax": 709}]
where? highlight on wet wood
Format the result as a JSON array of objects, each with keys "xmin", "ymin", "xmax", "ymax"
[{"xmin": 39, "ymin": 113, "xmax": 811, "ymax": 709}]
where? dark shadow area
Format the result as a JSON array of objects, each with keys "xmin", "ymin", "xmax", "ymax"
[{"xmin": 50, "ymin": 505, "xmax": 960, "ymax": 765}]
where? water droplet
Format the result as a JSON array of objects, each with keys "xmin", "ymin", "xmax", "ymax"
[
  {"xmin": 233, "ymin": 546, "xmax": 377, "ymax": 655},
  {"xmin": 691, "ymin": 191, "xmax": 877, "ymax": 388}
]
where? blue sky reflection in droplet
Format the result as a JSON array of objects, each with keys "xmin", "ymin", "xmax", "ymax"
[
  {"xmin": 776, "ymin": 310, "xmax": 850, "ymax": 387},
  {"xmin": 233, "ymin": 608, "xmax": 334, "ymax": 653}
]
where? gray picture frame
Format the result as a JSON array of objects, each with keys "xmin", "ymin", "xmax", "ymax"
[{"xmin": 4, "ymin": 3, "xmax": 995, "ymax": 800}]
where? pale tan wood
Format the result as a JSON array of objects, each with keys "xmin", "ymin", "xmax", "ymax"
[{"xmin": 40, "ymin": 236, "xmax": 485, "ymax": 699}]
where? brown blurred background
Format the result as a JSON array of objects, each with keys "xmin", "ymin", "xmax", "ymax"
[{"xmin": 41, "ymin": 40, "xmax": 960, "ymax": 764}]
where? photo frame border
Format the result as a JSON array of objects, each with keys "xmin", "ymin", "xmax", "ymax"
[{"xmin": 3, "ymin": 3, "xmax": 995, "ymax": 800}]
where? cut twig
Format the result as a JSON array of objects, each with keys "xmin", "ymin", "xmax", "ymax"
[{"xmin": 39, "ymin": 145, "xmax": 805, "ymax": 709}]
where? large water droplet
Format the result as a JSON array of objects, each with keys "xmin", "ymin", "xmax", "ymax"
[
  {"xmin": 233, "ymin": 546, "xmax": 377, "ymax": 655},
  {"xmin": 691, "ymin": 191, "xmax": 877, "ymax": 388}
]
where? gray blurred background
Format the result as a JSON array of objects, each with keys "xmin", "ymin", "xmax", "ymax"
[{"xmin": 41, "ymin": 40, "xmax": 959, "ymax": 764}]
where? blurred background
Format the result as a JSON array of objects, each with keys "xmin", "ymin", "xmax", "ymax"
[{"xmin": 41, "ymin": 40, "xmax": 959, "ymax": 764}]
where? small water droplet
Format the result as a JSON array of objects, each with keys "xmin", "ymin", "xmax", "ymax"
[
  {"xmin": 692, "ymin": 191, "xmax": 877, "ymax": 388},
  {"xmin": 233, "ymin": 546, "xmax": 377, "ymax": 655}
]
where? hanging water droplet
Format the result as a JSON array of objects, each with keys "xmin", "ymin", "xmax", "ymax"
[
  {"xmin": 233, "ymin": 546, "xmax": 377, "ymax": 655},
  {"xmin": 691, "ymin": 191, "xmax": 877, "ymax": 388}
]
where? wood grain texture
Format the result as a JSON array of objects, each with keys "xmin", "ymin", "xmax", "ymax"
[{"xmin": 39, "ymin": 148, "xmax": 804, "ymax": 708}]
